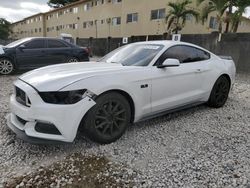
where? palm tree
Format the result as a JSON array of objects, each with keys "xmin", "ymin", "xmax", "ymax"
[
  {"xmin": 230, "ymin": 8, "xmax": 244, "ymax": 33},
  {"xmin": 225, "ymin": 0, "xmax": 233, "ymax": 33},
  {"xmin": 230, "ymin": 0, "xmax": 250, "ymax": 33},
  {"xmin": 166, "ymin": 0, "xmax": 199, "ymax": 34},
  {"xmin": 197, "ymin": 0, "xmax": 229, "ymax": 33}
]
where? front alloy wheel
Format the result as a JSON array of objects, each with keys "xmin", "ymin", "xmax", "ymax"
[
  {"xmin": 0, "ymin": 59, "xmax": 14, "ymax": 75},
  {"xmin": 83, "ymin": 92, "xmax": 131, "ymax": 144}
]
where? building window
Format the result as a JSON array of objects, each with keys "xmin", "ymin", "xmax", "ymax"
[
  {"xmin": 100, "ymin": 19, "xmax": 105, "ymax": 24},
  {"xmin": 112, "ymin": 0, "xmax": 122, "ymax": 3},
  {"xmin": 151, "ymin": 9, "xmax": 165, "ymax": 20},
  {"xmin": 47, "ymin": 14, "xmax": 53, "ymax": 20},
  {"xmin": 73, "ymin": 7, "xmax": 78, "ymax": 14},
  {"xmin": 95, "ymin": 0, "xmax": 104, "ymax": 6},
  {"xmin": 83, "ymin": 21, "xmax": 94, "ymax": 28},
  {"xmin": 68, "ymin": 24, "xmax": 72, "ymax": 29},
  {"xmin": 186, "ymin": 14, "xmax": 193, "ymax": 21},
  {"xmin": 73, "ymin": 23, "xmax": 78, "ymax": 29},
  {"xmin": 39, "ymin": 28, "xmax": 42, "ymax": 32},
  {"xmin": 209, "ymin": 16, "xmax": 218, "ymax": 29},
  {"xmin": 84, "ymin": 3, "xmax": 92, "ymax": 11},
  {"xmin": 127, "ymin": 13, "xmax": 138, "ymax": 23},
  {"xmin": 47, "ymin": 27, "xmax": 54, "ymax": 32},
  {"xmin": 112, "ymin": 17, "xmax": 121, "ymax": 25}
]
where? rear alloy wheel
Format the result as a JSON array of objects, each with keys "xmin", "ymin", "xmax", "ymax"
[
  {"xmin": 68, "ymin": 57, "xmax": 79, "ymax": 63},
  {"xmin": 0, "ymin": 58, "xmax": 14, "ymax": 75},
  {"xmin": 207, "ymin": 76, "xmax": 230, "ymax": 108},
  {"xmin": 84, "ymin": 92, "xmax": 131, "ymax": 144}
]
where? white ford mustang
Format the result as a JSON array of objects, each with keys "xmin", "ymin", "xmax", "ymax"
[{"xmin": 7, "ymin": 41, "xmax": 236, "ymax": 144}]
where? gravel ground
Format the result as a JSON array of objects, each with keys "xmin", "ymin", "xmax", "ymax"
[{"xmin": 0, "ymin": 73, "xmax": 249, "ymax": 187}]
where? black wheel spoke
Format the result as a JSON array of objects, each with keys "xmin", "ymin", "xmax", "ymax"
[
  {"xmin": 115, "ymin": 109, "xmax": 125, "ymax": 116},
  {"xmin": 96, "ymin": 115, "xmax": 106, "ymax": 120},
  {"xmin": 112, "ymin": 103, "xmax": 119, "ymax": 113},
  {"xmin": 113, "ymin": 120, "xmax": 119, "ymax": 129},
  {"xmin": 102, "ymin": 124, "xmax": 110, "ymax": 134},
  {"xmin": 95, "ymin": 121, "xmax": 107, "ymax": 129},
  {"xmin": 110, "ymin": 123, "xmax": 114, "ymax": 135},
  {"xmin": 101, "ymin": 107, "xmax": 109, "ymax": 116},
  {"xmin": 108, "ymin": 101, "xmax": 113, "ymax": 112},
  {"xmin": 115, "ymin": 117, "xmax": 126, "ymax": 121}
]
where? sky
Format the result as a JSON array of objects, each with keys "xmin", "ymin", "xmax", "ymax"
[
  {"xmin": 0, "ymin": 0, "xmax": 51, "ymax": 23},
  {"xmin": 0, "ymin": 0, "xmax": 250, "ymax": 23}
]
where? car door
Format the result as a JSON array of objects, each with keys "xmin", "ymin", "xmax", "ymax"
[
  {"xmin": 16, "ymin": 39, "xmax": 47, "ymax": 69},
  {"xmin": 46, "ymin": 39, "xmax": 71, "ymax": 64},
  {"xmin": 151, "ymin": 45, "xmax": 210, "ymax": 114}
]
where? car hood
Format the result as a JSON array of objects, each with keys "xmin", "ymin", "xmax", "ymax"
[{"xmin": 19, "ymin": 62, "xmax": 135, "ymax": 91}]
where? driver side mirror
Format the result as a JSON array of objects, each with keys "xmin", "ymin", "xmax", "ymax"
[
  {"xmin": 157, "ymin": 58, "xmax": 180, "ymax": 68},
  {"xmin": 18, "ymin": 44, "xmax": 26, "ymax": 50}
]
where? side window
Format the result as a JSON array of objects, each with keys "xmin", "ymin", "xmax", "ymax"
[
  {"xmin": 24, "ymin": 40, "xmax": 45, "ymax": 49},
  {"xmin": 157, "ymin": 45, "xmax": 210, "ymax": 65},
  {"xmin": 48, "ymin": 40, "xmax": 68, "ymax": 48}
]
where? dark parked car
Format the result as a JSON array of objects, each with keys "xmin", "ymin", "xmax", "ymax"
[{"xmin": 0, "ymin": 37, "xmax": 89, "ymax": 75}]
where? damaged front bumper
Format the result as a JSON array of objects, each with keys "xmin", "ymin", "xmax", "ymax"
[{"xmin": 6, "ymin": 79, "xmax": 96, "ymax": 143}]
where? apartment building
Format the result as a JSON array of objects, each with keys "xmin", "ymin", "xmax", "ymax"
[
  {"xmin": 10, "ymin": 0, "xmax": 250, "ymax": 40},
  {"xmin": 11, "ymin": 13, "xmax": 46, "ymax": 39}
]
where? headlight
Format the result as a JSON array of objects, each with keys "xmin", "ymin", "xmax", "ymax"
[{"xmin": 39, "ymin": 89, "xmax": 87, "ymax": 104}]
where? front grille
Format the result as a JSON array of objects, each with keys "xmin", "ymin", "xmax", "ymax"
[{"xmin": 15, "ymin": 87, "xmax": 31, "ymax": 107}]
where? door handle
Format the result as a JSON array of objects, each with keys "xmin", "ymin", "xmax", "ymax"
[{"xmin": 195, "ymin": 69, "xmax": 202, "ymax": 73}]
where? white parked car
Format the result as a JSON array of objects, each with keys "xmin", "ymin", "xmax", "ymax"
[{"xmin": 7, "ymin": 41, "xmax": 236, "ymax": 144}]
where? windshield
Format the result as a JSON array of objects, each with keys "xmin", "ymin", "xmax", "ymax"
[
  {"xmin": 99, "ymin": 44, "xmax": 164, "ymax": 66},
  {"xmin": 5, "ymin": 38, "xmax": 32, "ymax": 48}
]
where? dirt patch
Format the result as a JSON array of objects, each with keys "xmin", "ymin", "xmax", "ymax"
[{"xmin": 4, "ymin": 153, "xmax": 138, "ymax": 188}]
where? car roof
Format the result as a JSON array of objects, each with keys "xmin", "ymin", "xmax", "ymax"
[
  {"xmin": 133, "ymin": 40, "xmax": 211, "ymax": 53},
  {"xmin": 133, "ymin": 40, "xmax": 197, "ymax": 47},
  {"xmin": 22, "ymin": 37, "xmax": 64, "ymax": 40}
]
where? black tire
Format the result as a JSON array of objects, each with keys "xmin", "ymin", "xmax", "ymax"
[
  {"xmin": 207, "ymin": 76, "xmax": 230, "ymax": 108},
  {"xmin": 67, "ymin": 57, "xmax": 79, "ymax": 63},
  {"xmin": 0, "ymin": 58, "xmax": 15, "ymax": 75},
  {"xmin": 83, "ymin": 92, "xmax": 131, "ymax": 144}
]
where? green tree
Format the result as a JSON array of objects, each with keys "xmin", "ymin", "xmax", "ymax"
[
  {"xmin": 48, "ymin": 0, "xmax": 79, "ymax": 8},
  {"xmin": 225, "ymin": 0, "xmax": 250, "ymax": 33},
  {"xmin": 197, "ymin": 0, "xmax": 229, "ymax": 33},
  {"xmin": 230, "ymin": 0, "xmax": 250, "ymax": 33},
  {"xmin": 0, "ymin": 18, "xmax": 11, "ymax": 40},
  {"xmin": 166, "ymin": 0, "xmax": 199, "ymax": 34}
]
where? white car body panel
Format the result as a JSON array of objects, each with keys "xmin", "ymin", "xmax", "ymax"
[{"xmin": 7, "ymin": 41, "xmax": 236, "ymax": 142}]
